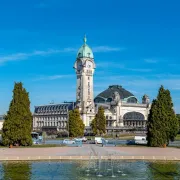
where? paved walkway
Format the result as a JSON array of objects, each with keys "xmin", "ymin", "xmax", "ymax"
[{"xmin": 0, "ymin": 144, "xmax": 180, "ymax": 161}]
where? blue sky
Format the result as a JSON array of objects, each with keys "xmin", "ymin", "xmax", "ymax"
[{"xmin": 0, "ymin": 0, "xmax": 180, "ymax": 114}]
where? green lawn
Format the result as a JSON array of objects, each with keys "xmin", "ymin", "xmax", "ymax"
[
  {"xmin": 56, "ymin": 135, "xmax": 135, "ymax": 140},
  {"xmin": 119, "ymin": 135, "xmax": 134, "ymax": 140},
  {"xmin": 55, "ymin": 137, "xmax": 64, "ymax": 140},
  {"xmin": 0, "ymin": 144, "xmax": 65, "ymax": 148},
  {"xmin": 175, "ymin": 134, "xmax": 180, "ymax": 140}
]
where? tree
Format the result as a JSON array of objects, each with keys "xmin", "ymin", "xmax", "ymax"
[
  {"xmin": 69, "ymin": 108, "xmax": 84, "ymax": 137},
  {"xmin": 91, "ymin": 106, "xmax": 106, "ymax": 136},
  {"xmin": 91, "ymin": 116, "xmax": 97, "ymax": 135},
  {"xmin": 147, "ymin": 85, "xmax": 179, "ymax": 147},
  {"xmin": 176, "ymin": 114, "xmax": 180, "ymax": 131},
  {"xmin": 147, "ymin": 99, "xmax": 167, "ymax": 147},
  {"xmin": 164, "ymin": 89, "xmax": 179, "ymax": 142},
  {"xmin": 2, "ymin": 82, "xmax": 32, "ymax": 146}
]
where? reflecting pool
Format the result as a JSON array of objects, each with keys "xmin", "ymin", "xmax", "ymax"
[{"xmin": 0, "ymin": 160, "xmax": 180, "ymax": 180}]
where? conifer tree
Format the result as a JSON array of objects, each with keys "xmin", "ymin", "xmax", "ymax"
[
  {"xmin": 2, "ymin": 82, "xmax": 32, "ymax": 146},
  {"xmin": 97, "ymin": 106, "xmax": 106, "ymax": 135},
  {"xmin": 91, "ymin": 106, "xmax": 106, "ymax": 135},
  {"xmin": 147, "ymin": 85, "xmax": 179, "ymax": 147},
  {"xmin": 69, "ymin": 108, "xmax": 84, "ymax": 137},
  {"xmin": 176, "ymin": 114, "xmax": 180, "ymax": 131},
  {"xmin": 147, "ymin": 99, "xmax": 167, "ymax": 146},
  {"xmin": 91, "ymin": 116, "xmax": 97, "ymax": 135},
  {"xmin": 163, "ymin": 89, "xmax": 179, "ymax": 142}
]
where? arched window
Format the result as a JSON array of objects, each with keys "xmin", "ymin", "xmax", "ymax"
[
  {"xmin": 123, "ymin": 112, "xmax": 144, "ymax": 120},
  {"xmin": 127, "ymin": 97, "xmax": 137, "ymax": 103},
  {"xmin": 94, "ymin": 97, "xmax": 105, "ymax": 103},
  {"xmin": 106, "ymin": 98, "xmax": 112, "ymax": 102}
]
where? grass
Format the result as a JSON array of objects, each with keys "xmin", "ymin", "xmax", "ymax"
[
  {"xmin": 56, "ymin": 135, "xmax": 135, "ymax": 140},
  {"xmin": 0, "ymin": 144, "xmax": 65, "ymax": 148},
  {"xmin": 20, "ymin": 144, "xmax": 65, "ymax": 148},
  {"xmin": 54, "ymin": 137, "xmax": 64, "ymax": 140},
  {"xmin": 119, "ymin": 136, "xmax": 134, "ymax": 140},
  {"xmin": 116, "ymin": 144, "xmax": 147, "ymax": 147},
  {"xmin": 175, "ymin": 134, "xmax": 180, "ymax": 140}
]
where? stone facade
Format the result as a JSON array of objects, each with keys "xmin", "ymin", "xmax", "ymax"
[
  {"xmin": 0, "ymin": 115, "xmax": 4, "ymax": 131},
  {"xmin": 33, "ymin": 103, "xmax": 75, "ymax": 131},
  {"xmin": 94, "ymin": 85, "xmax": 151, "ymax": 133}
]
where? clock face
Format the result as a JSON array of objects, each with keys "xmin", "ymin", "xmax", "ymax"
[
  {"xmin": 77, "ymin": 61, "xmax": 82, "ymax": 70},
  {"xmin": 86, "ymin": 61, "xmax": 92, "ymax": 68}
]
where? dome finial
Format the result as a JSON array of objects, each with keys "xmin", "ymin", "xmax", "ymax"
[{"xmin": 83, "ymin": 34, "xmax": 87, "ymax": 44}]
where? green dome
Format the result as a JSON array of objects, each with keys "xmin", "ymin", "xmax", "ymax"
[{"xmin": 77, "ymin": 36, "xmax": 94, "ymax": 59}]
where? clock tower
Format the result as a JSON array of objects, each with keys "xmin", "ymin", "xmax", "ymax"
[{"xmin": 74, "ymin": 35, "xmax": 96, "ymax": 127}]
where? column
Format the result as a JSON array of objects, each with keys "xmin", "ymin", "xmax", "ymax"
[{"xmin": 59, "ymin": 121, "xmax": 61, "ymax": 128}]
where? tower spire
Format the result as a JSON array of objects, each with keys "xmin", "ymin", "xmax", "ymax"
[{"xmin": 83, "ymin": 34, "xmax": 87, "ymax": 44}]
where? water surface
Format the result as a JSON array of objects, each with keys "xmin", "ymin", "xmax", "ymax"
[{"xmin": 0, "ymin": 160, "xmax": 180, "ymax": 179}]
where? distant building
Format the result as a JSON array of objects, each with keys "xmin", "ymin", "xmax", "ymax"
[
  {"xmin": 32, "ymin": 102, "xmax": 75, "ymax": 131},
  {"xmin": 94, "ymin": 85, "xmax": 151, "ymax": 133},
  {"xmin": 0, "ymin": 115, "xmax": 4, "ymax": 131}
]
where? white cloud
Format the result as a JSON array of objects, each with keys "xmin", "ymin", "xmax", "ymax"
[
  {"xmin": 125, "ymin": 68, "xmax": 152, "ymax": 72},
  {"xmin": 96, "ymin": 62, "xmax": 124, "ymax": 68},
  {"xmin": 95, "ymin": 61, "xmax": 152, "ymax": 72},
  {"xmin": 33, "ymin": 74, "xmax": 73, "ymax": 81},
  {"xmin": 92, "ymin": 46, "xmax": 124, "ymax": 52},
  {"xmin": 0, "ymin": 48, "xmax": 77, "ymax": 65},
  {"xmin": 144, "ymin": 59, "xmax": 158, "ymax": 63},
  {"xmin": 0, "ymin": 46, "xmax": 122, "ymax": 65}
]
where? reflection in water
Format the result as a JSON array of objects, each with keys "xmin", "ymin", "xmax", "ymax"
[
  {"xmin": 148, "ymin": 161, "xmax": 180, "ymax": 180},
  {"xmin": 3, "ymin": 161, "xmax": 31, "ymax": 180},
  {"xmin": 0, "ymin": 160, "xmax": 179, "ymax": 180}
]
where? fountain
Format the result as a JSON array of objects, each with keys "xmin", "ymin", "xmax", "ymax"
[
  {"xmin": 97, "ymin": 154, "xmax": 103, "ymax": 177},
  {"xmin": 111, "ymin": 154, "xmax": 116, "ymax": 178},
  {"xmin": 1, "ymin": 159, "xmax": 180, "ymax": 179},
  {"xmin": 86, "ymin": 151, "xmax": 93, "ymax": 176},
  {"xmin": 106, "ymin": 154, "xmax": 112, "ymax": 171},
  {"xmin": 93, "ymin": 154, "xmax": 98, "ymax": 171},
  {"xmin": 117, "ymin": 164, "xmax": 122, "ymax": 173},
  {"xmin": 121, "ymin": 162, "xmax": 127, "ymax": 176}
]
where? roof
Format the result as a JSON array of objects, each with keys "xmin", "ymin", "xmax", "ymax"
[
  {"xmin": 77, "ymin": 35, "xmax": 94, "ymax": 59},
  {"xmin": 34, "ymin": 102, "xmax": 75, "ymax": 114},
  {"xmin": 95, "ymin": 85, "xmax": 134, "ymax": 100}
]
